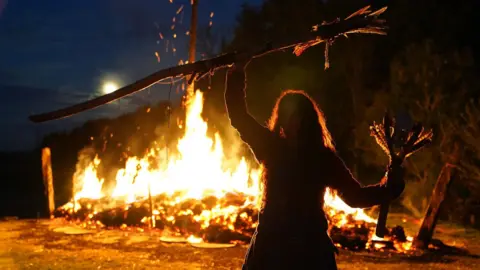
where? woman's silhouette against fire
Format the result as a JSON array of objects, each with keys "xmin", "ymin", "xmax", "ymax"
[{"xmin": 224, "ymin": 59, "xmax": 405, "ymax": 270}]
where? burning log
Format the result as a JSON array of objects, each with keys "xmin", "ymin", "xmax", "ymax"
[
  {"xmin": 56, "ymin": 188, "xmax": 415, "ymax": 251},
  {"xmin": 41, "ymin": 147, "xmax": 55, "ymax": 218},
  {"xmin": 413, "ymin": 163, "xmax": 455, "ymax": 249},
  {"xmin": 61, "ymin": 192, "xmax": 261, "ymax": 243},
  {"xmin": 29, "ymin": 6, "xmax": 387, "ymax": 123},
  {"xmin": 370, "ymin": 113, "xmax": 433, "ymax": 238}
]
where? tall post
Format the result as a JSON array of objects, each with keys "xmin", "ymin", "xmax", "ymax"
[
  {"xmin": 186, "ymin": 0, "xmax": 199, "ymax": 97},
  {"xmin": 41, "ymin": 147, "xmax": 55, "ymax": 218}
]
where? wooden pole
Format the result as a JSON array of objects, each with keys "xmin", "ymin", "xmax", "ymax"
[
  {"xmin": 41, "ymin": 147, "xmax": 55, "ymax": 218},
  {"xmin": 413, "ymin": 163, "xmax": 455, "ymax": 249},
  {"xmin": 186, "ymin": 0, "xmax": 199, "ymax": 96}
]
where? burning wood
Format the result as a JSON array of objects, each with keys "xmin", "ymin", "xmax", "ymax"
[{"xmin": 52, "ymin": 91, "xmax": 415, "ymax": 253}]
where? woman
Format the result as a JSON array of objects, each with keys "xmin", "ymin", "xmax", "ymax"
[{"xmin": 224, "ymin": 59, "xmax": 405, "ymax": 270}]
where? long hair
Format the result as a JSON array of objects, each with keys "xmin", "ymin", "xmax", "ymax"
[{"xmin": 267, "ymin": 90, "xmax": 336, "ymax": 152}]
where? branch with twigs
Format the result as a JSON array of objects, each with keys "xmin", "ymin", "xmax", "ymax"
[
  {"xmin": 369, "ymin": 112, "xmax": 433, "ymax": 238},
  {"xmin": 29, "ymin": 6, "xmax": 387, "ymax": 123}
]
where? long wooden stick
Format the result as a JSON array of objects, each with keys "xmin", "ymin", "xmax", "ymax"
[{"xmin": 29, "ymin": 6, "xmax": 387, "ymax": 123}]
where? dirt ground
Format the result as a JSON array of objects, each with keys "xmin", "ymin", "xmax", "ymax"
[{"xmin": 0, "ymin": 215, "xmax": 479, "ymax": 270}]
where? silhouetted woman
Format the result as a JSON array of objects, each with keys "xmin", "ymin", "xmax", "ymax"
[{"xmin": 224, "ymin": 59, "xmax": 405, "ymax": 270}]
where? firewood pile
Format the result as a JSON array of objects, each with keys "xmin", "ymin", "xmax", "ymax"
[
  {"xmin": 55, "ymin": 194, "xmax": 411, "ymax": 252},
  {"xmin": 55, "ymin": 193, "xmax": 258, "ymax": 244}
]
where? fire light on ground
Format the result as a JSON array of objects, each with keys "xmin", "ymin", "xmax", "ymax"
[{"xmin": 57, "ymin": 89, "xmax": 412, "ymax": 252}]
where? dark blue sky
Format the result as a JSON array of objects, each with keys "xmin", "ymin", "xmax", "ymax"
[{"xmin": 0, "ymin": 0, "xmax": 262, "ymax": 151}]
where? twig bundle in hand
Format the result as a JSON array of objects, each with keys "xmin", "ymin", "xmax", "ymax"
[
  {"xmin": 370, "ymin": 112, "xmax": 433, "ymax": 164},
  {"xmin": 370, "ymin": 112, "xmax": 433, "ymax": 238}
]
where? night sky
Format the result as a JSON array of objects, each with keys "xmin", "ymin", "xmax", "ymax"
[{"xmin": 0, "ymin": 0, "xmax": 262, "ymax": 151}]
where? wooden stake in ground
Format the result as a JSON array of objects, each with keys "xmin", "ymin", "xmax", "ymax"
[
  {"xmin": 41, "ymin": 147, "xmax": 55, "ymax": 218},
  {"xmin": 148, "ymin": 182, "xmax": 155, "ymax": 228},
  {"xmin": 413, "ymin": 164, "xmax": 455, "ymax": 249},
  {"xmin": 29, "ymin": 6, "xmax": 388, "ymax": 123}
]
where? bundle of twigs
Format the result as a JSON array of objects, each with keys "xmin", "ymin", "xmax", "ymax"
[
  {"xmin": 30, "ymin": 5, "xmax": 387, "ymax": 123},
  {"xmin": 370, "ymin": 112, "xmax": 433, "ymax": 238}
]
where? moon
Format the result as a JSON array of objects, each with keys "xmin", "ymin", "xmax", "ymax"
[{"xmin": 102, "ymin": 82, "xmax": 119, "ymax": 94}]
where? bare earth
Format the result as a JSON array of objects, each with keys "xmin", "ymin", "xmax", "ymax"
[{"xmin": 1, "ymin": 215, "xmax": 479, "ymax": 270}]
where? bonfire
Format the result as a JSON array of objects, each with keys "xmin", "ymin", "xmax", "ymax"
[{"xmin": 55, "ymin": 89, "xmax": 414, "ymax": 252}]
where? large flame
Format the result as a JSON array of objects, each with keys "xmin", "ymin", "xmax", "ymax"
[{"xmin": 62, "ymin": 89, "xmax": 410, "ymax": 251}]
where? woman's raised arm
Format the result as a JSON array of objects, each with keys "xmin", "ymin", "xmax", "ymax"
[{"xmin": 224, "ymin": 61, "xmax": 276, "ymax": 162}]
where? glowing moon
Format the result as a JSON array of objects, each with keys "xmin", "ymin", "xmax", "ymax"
[{"xmin": 102, "ymin": 82, "xmax": 119, "ymax": 94}]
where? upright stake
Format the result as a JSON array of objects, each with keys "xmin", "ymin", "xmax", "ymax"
[
  {"xmin": 148, "ymin": 182, "xmax": 155, "ymax": 228},
  {"xmin": 186, "ymin": 0, "xmax": 199, "ymax": 96},
  {"xmin": 413, "ymin": 164, "xmax": 455, "ymax": 249},
  {"xmin": 41, "ymin": 147, "xmax": 55, "ymax": 218}
]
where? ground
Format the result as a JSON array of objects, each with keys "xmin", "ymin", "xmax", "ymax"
[{"xmin": 0, "ymin": 214, "xmax": 479, "ymax": 269}]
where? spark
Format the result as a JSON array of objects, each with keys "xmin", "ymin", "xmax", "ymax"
[
  {"xmin": 209, "ymin": 12, "xmax": 214, "ymax": 27},
  {"xmin": 176, "ymin": 5, "xmax": 184, "ymax": 14}
]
